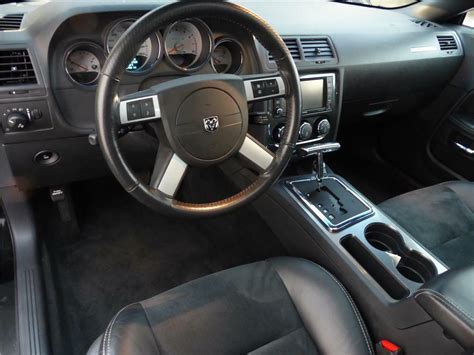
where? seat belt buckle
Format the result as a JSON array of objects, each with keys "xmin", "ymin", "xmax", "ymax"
[{"xmin": 376, "ymin": 339, "xmax": 403, "ymax": 355}]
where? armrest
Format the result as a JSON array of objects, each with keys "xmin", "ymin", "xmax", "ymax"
[{"xmin": 414, "ymin": 266, "xmax": 474, "ymax": 351}]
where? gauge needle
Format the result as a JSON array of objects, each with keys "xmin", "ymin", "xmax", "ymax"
[
  {"xmin": 168, "ymin": 43, "xmax": 185, "ymax": 54},
  {"xmin": 70, "ymin": 60, "xmax": 88, "ymax": 71}
]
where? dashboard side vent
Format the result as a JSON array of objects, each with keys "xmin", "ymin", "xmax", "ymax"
[
  {"xmin": 268, "ymin": 38, "xmax": 301, "ymax": 61},
  {"xmin": 300, "ymin": 37, "xmax": 334, "ymax": 61},
  {"xmin": 0, "ymin": 14, "xmax": 24, "ymax": 31},
  {"xmin": 410, "ymin": 18, "xmax": 438, "ymax": 28},
  {"xmin": 0, "ymin": 49, "xmax": 37, "ymax": 86},
  {"xmin": 437, "ymin": 35, "xmax": 458, "ymax": 51}
]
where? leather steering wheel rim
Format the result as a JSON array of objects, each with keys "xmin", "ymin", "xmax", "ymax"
[{"xmin": 95, "ymin": 1, "xmax": 301, "ymax": 217}]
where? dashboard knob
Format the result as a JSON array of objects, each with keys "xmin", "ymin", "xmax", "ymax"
[
  {"xmin": 274, "ymin": 107, "xmax": 283, "ymax": 117},
  {"xmin": 317, "ymin": 118, "xmax": 331, "ymax": 136},
  {"xmin": 273, "ymin": 124, "xmax": 285, "ymax": 143},
  {"xmin": 7, "ymin": 112, "xmax": 29, "ymax": 130},
  {"xmin": 299, "ymin": 121, "xmax": 313, "ymax": 141}
]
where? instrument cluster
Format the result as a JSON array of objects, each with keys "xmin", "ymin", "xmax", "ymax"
[{"xmin": 64, "ymin": 17, "xmax": 245, "ymax": 86}]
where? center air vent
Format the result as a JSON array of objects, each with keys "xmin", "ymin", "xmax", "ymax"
[
  {"xmin": 300, "ymin": 38, "xmax": 334, "ymax": 61},
  {"xmin": 268, "ymin": 36, "xmax": 336, "ymax": 63},
  {"xmin": 268, "ymin": 38, "xmax": 301, "ymax": 61},
  {"xmin": 0, "ymin": 14, "xmax": 24, "ymax": 31},
  {"xmin": 437, "ymin": 35, "xmax": 458, "ymax": 51},
  {"xmin": 0, "ymin": 49, "xmax": 37, "ymax": 86}
]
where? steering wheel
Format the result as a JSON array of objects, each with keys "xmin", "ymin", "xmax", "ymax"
[{"xmin": 95, "ymin": 1, "xmax": 301, "ymax": 217}]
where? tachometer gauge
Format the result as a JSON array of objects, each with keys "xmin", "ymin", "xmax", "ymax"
[
  {"xmin": 164, "ymin": 19, "xmax": 212, "ymax": 71},
  {"xmin": 65, "ymin": 43, "xmax": 104, "ymax": 86},
  {"xmin": 211, "ymin": 38, "xmax": 244, "ymax": 74},
  {"xmin": 105, "ymin": 18, "xmax": 162, "ymax": 73}
]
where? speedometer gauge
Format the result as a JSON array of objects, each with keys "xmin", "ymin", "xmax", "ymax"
[
  {"xmin": 105, "ymin": 18, "xmax": 162, "ymax": 73},
  {"xmin": 164, "ymin": 19, "xmax": 212, "ymax": 71}
]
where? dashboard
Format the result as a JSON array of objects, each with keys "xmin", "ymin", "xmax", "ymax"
[
  {"xmin": 0, "ymin": 0, "xmax": 466, "ymax": 189},
  {"xmin": 50, "ymin": 12, "xmax": 259, "ymax": 130}
]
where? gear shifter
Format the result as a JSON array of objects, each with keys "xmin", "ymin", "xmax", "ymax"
[
  {"xmin": 291, "ymin": 141, "xmax": 371, "ymax": 230},
  {"xmin": 297, "ymin": 142, "xmax": 341, "ymax": 189}
]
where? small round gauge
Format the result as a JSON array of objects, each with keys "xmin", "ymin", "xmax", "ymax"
[
  {"xmin": 211, "ymin": 39, "xmax": 244, "ymax": 74},
  {"xmin": 105, "ymin": 18, "xmax": 162, "ymax": 73},
  {"xmin": 65, "ymin": 44, "xmax": 103, "ymax": 86},
  {"xmin": 164, "ymin": 19, "xmax": 212, "ymax": 71}
]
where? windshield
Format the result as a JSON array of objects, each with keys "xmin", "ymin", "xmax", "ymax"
[{"xmin": 334, "ymin": 0, "xmax": 418, "ymax": 8}]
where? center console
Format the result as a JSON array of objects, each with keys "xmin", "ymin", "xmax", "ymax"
[
  {"xmin": 249, "ymin": 72, "xmax": 339, "ymax": 149},
  {"xmin": 239, "ymin": 144, "xmax": 462, "ymax": 353}
]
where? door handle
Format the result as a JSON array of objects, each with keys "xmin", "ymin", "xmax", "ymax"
[{"xmin": 454, "ymin": 142, "xmax": 474, "ymax": 155}]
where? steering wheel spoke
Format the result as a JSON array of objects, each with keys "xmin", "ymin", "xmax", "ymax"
[
  {"xmin": 242, "ymin": 74, "xmax": 286, "ymax": 102},
  {"xmin": 150, "ymin": 149, "xmax": 188, "ymax": 198},
  {"xmin": 238, "ymin": 134, "xmax": 275, "ymax": 173},
  {"xmin": 118, "ymin": 92, "xmax": 161, "ymax": 126}
]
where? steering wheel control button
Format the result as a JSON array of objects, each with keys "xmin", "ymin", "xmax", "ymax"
[
  {"xmin": 34, "ymin": 150, "xmax": 59, "ymax": 166},
  {"xmin": 120, "ymin": 96, "xmax": 161, "ymax": 125},
  {"xmin": 245, "ymin": 76, "xmax": 285, "ymax": 102},
  {"xmin": 251, "ymin": 79, "xmax": 279, "ymax": 98},
  {"xmin": 126, "ymin": 101, "xmax": 141, "ymax": 121},
  {"xmin": 140, "ymin": 99, "xmax": 155, "ymax": 118}
]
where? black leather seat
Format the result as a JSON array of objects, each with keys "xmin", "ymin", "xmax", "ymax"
[
  {"xmin": 379, "ymin": 181, "xmax": 474, "ymax": 269},
  {"xmin": 88, "ymin": 257, "xmax": 373, "ymax": 355}
]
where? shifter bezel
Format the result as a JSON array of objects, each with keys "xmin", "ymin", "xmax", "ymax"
[{"xmin": 284, "ymin": 175, "xmax": 374, "ymax": 232}]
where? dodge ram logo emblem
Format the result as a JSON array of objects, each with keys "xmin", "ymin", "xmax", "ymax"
[{"xmin": 203, "ymin": 116, "xmax": 219, "ymax": 133}]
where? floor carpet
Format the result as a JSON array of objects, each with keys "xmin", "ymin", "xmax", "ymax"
[{"xmin": 39, "ymin": 177, "xmax": 287, "ymax": 355}]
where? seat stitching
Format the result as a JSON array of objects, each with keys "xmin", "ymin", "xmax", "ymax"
[
  {"xmin": 314, "ymin": 264, "xmax": 374, "ymax": 355},
  {"xmin": 101, "ymin": 304, "xmax": 137, "ymax": 355},
  {"xmin": 415, "ymin": 289, "xmax": 474, "ymax": 322},
  {"xmin": 270, "ymin": 259, "xmax": 374, "ymax": 355},
  {"xmin": 139, "ymin": 302, "xmax": 162, "ymax": 354}
]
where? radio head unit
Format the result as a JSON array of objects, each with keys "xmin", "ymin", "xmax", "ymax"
[{"xmin": 300, "ymin": 73, "xmax": 335, "ymax": 116}]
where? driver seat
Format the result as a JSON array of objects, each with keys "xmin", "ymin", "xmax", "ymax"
[{"xmin": 88, "ymin": 257, "xmax": 373, "ymax": 355}]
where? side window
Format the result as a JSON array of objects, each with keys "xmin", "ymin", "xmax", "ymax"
[{"xmin": 463, "ymin": 9, "xmax": 474, "ymax": 28}]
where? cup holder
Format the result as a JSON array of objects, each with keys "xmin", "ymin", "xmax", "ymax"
[{"xmin": 365, "ymin": 223, "xmax": 437, "ymax": 284}]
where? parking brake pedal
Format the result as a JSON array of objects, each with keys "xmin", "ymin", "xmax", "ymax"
[{"xmin": 50, "ymin": 186, "xmax": 74, "ymax": 223}]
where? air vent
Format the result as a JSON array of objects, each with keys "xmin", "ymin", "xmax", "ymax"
[
  {"xmin": 437, "ymin": 35, "xmax": 458, "ymax": 51},
  {"xmin": 268, "ymin": 38, "xmax": 301, "ymax": 61},
  {"xmin": 0, "ymin": 14, "xmax": 24, "ymax": 31},
  {"xmin": 0, "ymin": 49, "xmax": 37, "ymax": 86},
  {"xmin": 410, "ymin": 19, "xmax": 438, "ymax": 28},
  {"xmin": 301, "ymin": 38, "xmax": 334, "ymax": 60}
]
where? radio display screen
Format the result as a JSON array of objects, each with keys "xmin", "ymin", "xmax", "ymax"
[{"xmin": 301, "ymin": 79, "xmax": 325, "ymax": 112}]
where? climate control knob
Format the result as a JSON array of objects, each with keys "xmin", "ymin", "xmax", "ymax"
[
  {"xmin": 273, "ymin": 124, "xmax": 285, "ymax": 143},
  {"xmin": 299, "ymin": 122, "xmax": 313, "ymax": 141},
  {"xmin": 6, "ymin": 112, "xmax": 29, "ymax": 130},
  {"xmin": 317, "ymin": 118, "xmax": 331, "ymax": 136}
]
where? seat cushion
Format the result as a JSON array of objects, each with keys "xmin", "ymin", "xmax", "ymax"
[
  {"xmin": 88, "ymin": 257, "xmax": 373, "ymax": 355},
  {"xmin": 379, "ymin": 181, "xmax": 474, "ymax": 269}
]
